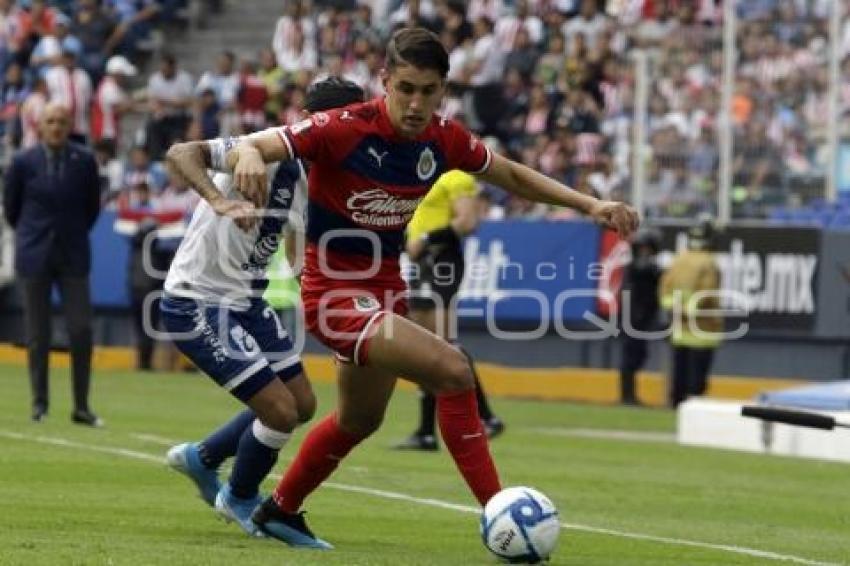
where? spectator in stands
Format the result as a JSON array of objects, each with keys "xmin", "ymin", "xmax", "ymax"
[
  {"xmin": 109, "ymin": 0, "xmax": 161, "ymax": 60},
  {"xmin": 71, "ymin": 0, "xmax": 120, "ymax": 81},
  {"xmin": 495, "ymin": 0, "xmax": 543, "ymax": 47},
  {"xmin": 44, "ymin": 42, "xmax": 91, "ymax": 144},
  {"xmin": 732, "ymin": 120, "xmax": 782, "ymax": 209},
  {"xmin": 91, "ymin": 54, "xmax": 137, "ymax": 147},
  {"xmin": 191, "ymin": 87, "xmax": 220, "ymax": 139},
  {"xmin": 19, "ymin": 76, "xmax": 47, "ymax": 149},
  {"xmin": 237, "ymin": 58, "xmax": 268, "ymax": 134},
  {"xmin": 467, "ymin": 0, "xmax": 503, "ymax": 23},
  {"xmin": 439, "ymin": 1, "xmax": 472, "ymax": 45},
  {"xmin": 278, "ymin": 85, "xmax": 306, "ymax": 126},
  {"xmin": 123, "ymin": 144, "xmax": 167, "ymax": 194},
  {"xmin": 350, "ymin": 2, "xmax": 379, "ymax": 46},
  {"xmin": 29, "ymin": 11, "xmax": 80, "ymax": 79},
  {"xmin": 562, "ymin": 0, "xmax": 609, "ymax": 51},
  {"xmin": 257, "ymin": 47, "xmax": 284, "ymax": 124},
  {"xmin": 0, "ymin": 0, "xmax": 22, "ymax": 73},
  {"xmin": 156, "ymin": 166, "xmax": 198, "ymax": 215},
  {"xmin": 145, "ymin": 53, "xmax": 193, "ymax": 160},
  {"xmin": 523, "ymin": 83, "xmax": 553, "ymax": 141},
  {"xmin": 534, "ymin": 32, "xmax": 566, "ymax": 89},
  {"xmin": 15, "ymin": 0, "xmax": 58, "ymax": 66},
  {"xmin": 631, "ymin": 0, "xmax": 675, "ymax": 49},
  {"xmin": 2, "ymin": 102, "xmax": 102, "ymax": 426},
  {"xmin": 503, "ymin": 26, "xmax": 539, "ymax": 81},
  {"xmin": 467, "ymin": 16, "xmax": 505, "ymax": 136},
  {"xmin": 0, "ymin": 60, "xmax": 26, "ymax": 150},
  {"xmin": 659, "ymin": 215, "xmax": 722, "ymax": 407},
  {"xmin": 195, "ymin": 50, "xmax": 239, "ymax": 135},
  {"xmin": 272, "ymin": 0, "xmax": 317, "ymax": 73}
]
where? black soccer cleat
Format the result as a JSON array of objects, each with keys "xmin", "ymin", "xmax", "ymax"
[
  {"xmin": 484, "ymin": 418, "xmax": 505, "ymax": 439},
  {"xmin": 392, "ymin": 433, "xmax": 439, "ymax": 451},
  {"xmin": 251, "ymin": 497, "xmax": 333, "ymax": 549},
  {"xmin": 71, "ymin": 409, "xmax": 104, "ymax": 427},
  {"xmin": 31, "ymin": 406, "xmax": 47, "ymax": 423}
]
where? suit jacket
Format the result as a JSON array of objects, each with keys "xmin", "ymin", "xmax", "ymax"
[{"xmin": 3, "ymin": 142, "xmax": 101, "ymax": 277}]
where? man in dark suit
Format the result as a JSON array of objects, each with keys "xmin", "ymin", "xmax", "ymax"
[{"xmin": 3, "ymin": 103, "xmax": 103, "ymax": 425}]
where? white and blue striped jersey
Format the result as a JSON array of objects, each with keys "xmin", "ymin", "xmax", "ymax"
[{"xmin": 164, "ymin": 138, "xmax": 307, "ymax": 309}]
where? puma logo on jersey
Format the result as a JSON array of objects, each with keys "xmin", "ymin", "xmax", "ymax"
[{"xmin": 368, "ymin": 146, "xmax": 388, "ymax": 168}]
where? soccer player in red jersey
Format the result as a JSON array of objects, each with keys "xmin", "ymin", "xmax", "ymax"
[{"xmin": 175, "ymin": 28, "xmax": 639, "ymax": 549}]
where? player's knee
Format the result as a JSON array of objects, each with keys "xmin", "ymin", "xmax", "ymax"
[
  {"xmin": 296, "ymin": 390, "xmax": 317, "ymax": 424},
  {"xmin": 435, "ymin": 350, "xmax": 475, "ymax": 393},
  {"xmin": 259, "ymin": 398, "xmax": 299, "ymax": 432}
]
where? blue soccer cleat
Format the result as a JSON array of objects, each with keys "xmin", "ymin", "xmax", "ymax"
[
  {"xmin": 166, "ymin": 442, "xmax": 221, "ymax": 507},
  {"xmin": 215, "ymin": 484, "xmax": 265, "ymax": 537},
  {"xmin": 251, "ymin": 497, "xmax": 333, "ymax": 550}
]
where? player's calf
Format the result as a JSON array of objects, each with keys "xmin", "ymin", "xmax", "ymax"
[{"xmin": 337, "ymin": 409, "xmax": 385, "ymax": 439}]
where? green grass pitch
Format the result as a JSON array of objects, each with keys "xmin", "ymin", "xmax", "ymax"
[{"xmin": 0, "ymin": 364, "xmax": 847, "ymax": 565}]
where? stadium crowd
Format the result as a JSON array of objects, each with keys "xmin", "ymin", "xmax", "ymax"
[{"xmin": 0, "ymin": 0, "xmax": 848, "ymax": 220}]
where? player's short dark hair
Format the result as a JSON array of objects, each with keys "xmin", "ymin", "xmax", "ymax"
[
  {"xmin": 305, "ymin": 76, "xmax": 365, "ymax": 112},
  {"xmin": 386, "ymin": 27, "xmax": 449, "ymax": 79}
]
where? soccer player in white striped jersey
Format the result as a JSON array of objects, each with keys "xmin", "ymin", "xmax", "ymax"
[{"xmin": 161, "ymin": 78, "xmax": 365, "ymax": 538}]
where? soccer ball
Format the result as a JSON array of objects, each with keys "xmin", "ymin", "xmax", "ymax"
[{"xmin": 480, "ymin": 486, "xmax": 560, "ymax": 564}]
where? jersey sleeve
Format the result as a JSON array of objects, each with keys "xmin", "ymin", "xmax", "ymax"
[
  {"xmin": 276, "ymin": 109, "xmax": 349, "ymax": 165},
  {"xmin": 443, "ymin": 170, "xmax": 478, "ymax": 201},
  {"xmin": 443, "ymin": 120, "xmax": 492, "ymax": 175},
  {"xmin": 207, "ymin": 136, "xmax": 245, "ymax": 172}
]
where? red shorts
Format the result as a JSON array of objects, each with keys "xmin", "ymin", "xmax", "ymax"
[{"xmin": 302, "ymin": 287, "xmax": 409, "ymax": 365}]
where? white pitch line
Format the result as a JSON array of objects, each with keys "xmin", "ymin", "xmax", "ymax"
[
  {"xmin": 0, "ymin": 430, "xmax": 163, "ymax": 464},
  {"xmin": 529, "ymin": 427, "xmax": 676, "ymax": 443},
  {"xmin": 130, "ymin": 433, "xmax": 179, "ymax": 445},
  {"xmin": 0, "ymin": 430, "xmax": 842, "ymax": 566}
]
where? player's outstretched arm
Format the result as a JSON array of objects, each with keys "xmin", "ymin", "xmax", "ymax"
[
  {"xmin": 478, "ymin": 153, "xmax": 640, "ymax": 238},
  {"xmin": 228, "ymin": 128, "xmax": 292, "ymax": 209},
  {"xmin": 165, "ymin": 140, "xmax": 257, "ymax": 231}
]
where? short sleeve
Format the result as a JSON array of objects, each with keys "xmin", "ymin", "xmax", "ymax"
[
  {"xmin": 277, "ymin": 109, "xmax": 348, "ymax": 165},
  {"xmin": 207, "ymin": 136, "xmax": 245, "ymax": 172},
  {"xmin": 443, "ymin": 170, "xmax": 478, "ymax": 200},
  {"xmin": 444, "ymin": 120, "xmax": 491, "ymax": 174}
]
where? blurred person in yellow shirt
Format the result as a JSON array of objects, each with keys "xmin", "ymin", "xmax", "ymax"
[
  {"xmin": 659, "ymin": 216, "xmax": 723, "ymax": 408},
  {"xmin": 395, "ymin": 169, "xmax": 505, "ymax": 451}
]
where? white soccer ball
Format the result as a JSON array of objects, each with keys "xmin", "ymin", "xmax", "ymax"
[{"xmin": 480, "ymin": 486, "xmax": 561, "ymax": 564}]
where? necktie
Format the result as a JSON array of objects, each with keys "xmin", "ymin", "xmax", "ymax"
[{"xmin": 51, "ymin": 150, "xmax": 61, "ymax": 178}]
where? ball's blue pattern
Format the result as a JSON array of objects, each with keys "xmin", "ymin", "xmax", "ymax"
[{"xmin": 481, "ymin": 489, "xmax": 558, "ymax": 564}]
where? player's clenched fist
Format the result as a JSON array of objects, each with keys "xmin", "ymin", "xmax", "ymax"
[
  {"xmin": 589, "ymin": 201, "xmax": 640, "ymax": 239},
  {"xmin": 231, "ymin": 143, "xmax": 269, "ymax": 208}
]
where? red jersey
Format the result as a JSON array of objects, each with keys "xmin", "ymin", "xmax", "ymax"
[{"xmin": 278, "ymin": 97, "xmax": 491, "ymax": 293}]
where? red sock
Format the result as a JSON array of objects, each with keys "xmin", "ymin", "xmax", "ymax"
[
  {"xmin": 272, "ymin": 412, "xmax": 362, "ymax": 513},
  {"xmin": 437, "ymin": 389, "xmax": 502, "ymax": 506}
]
